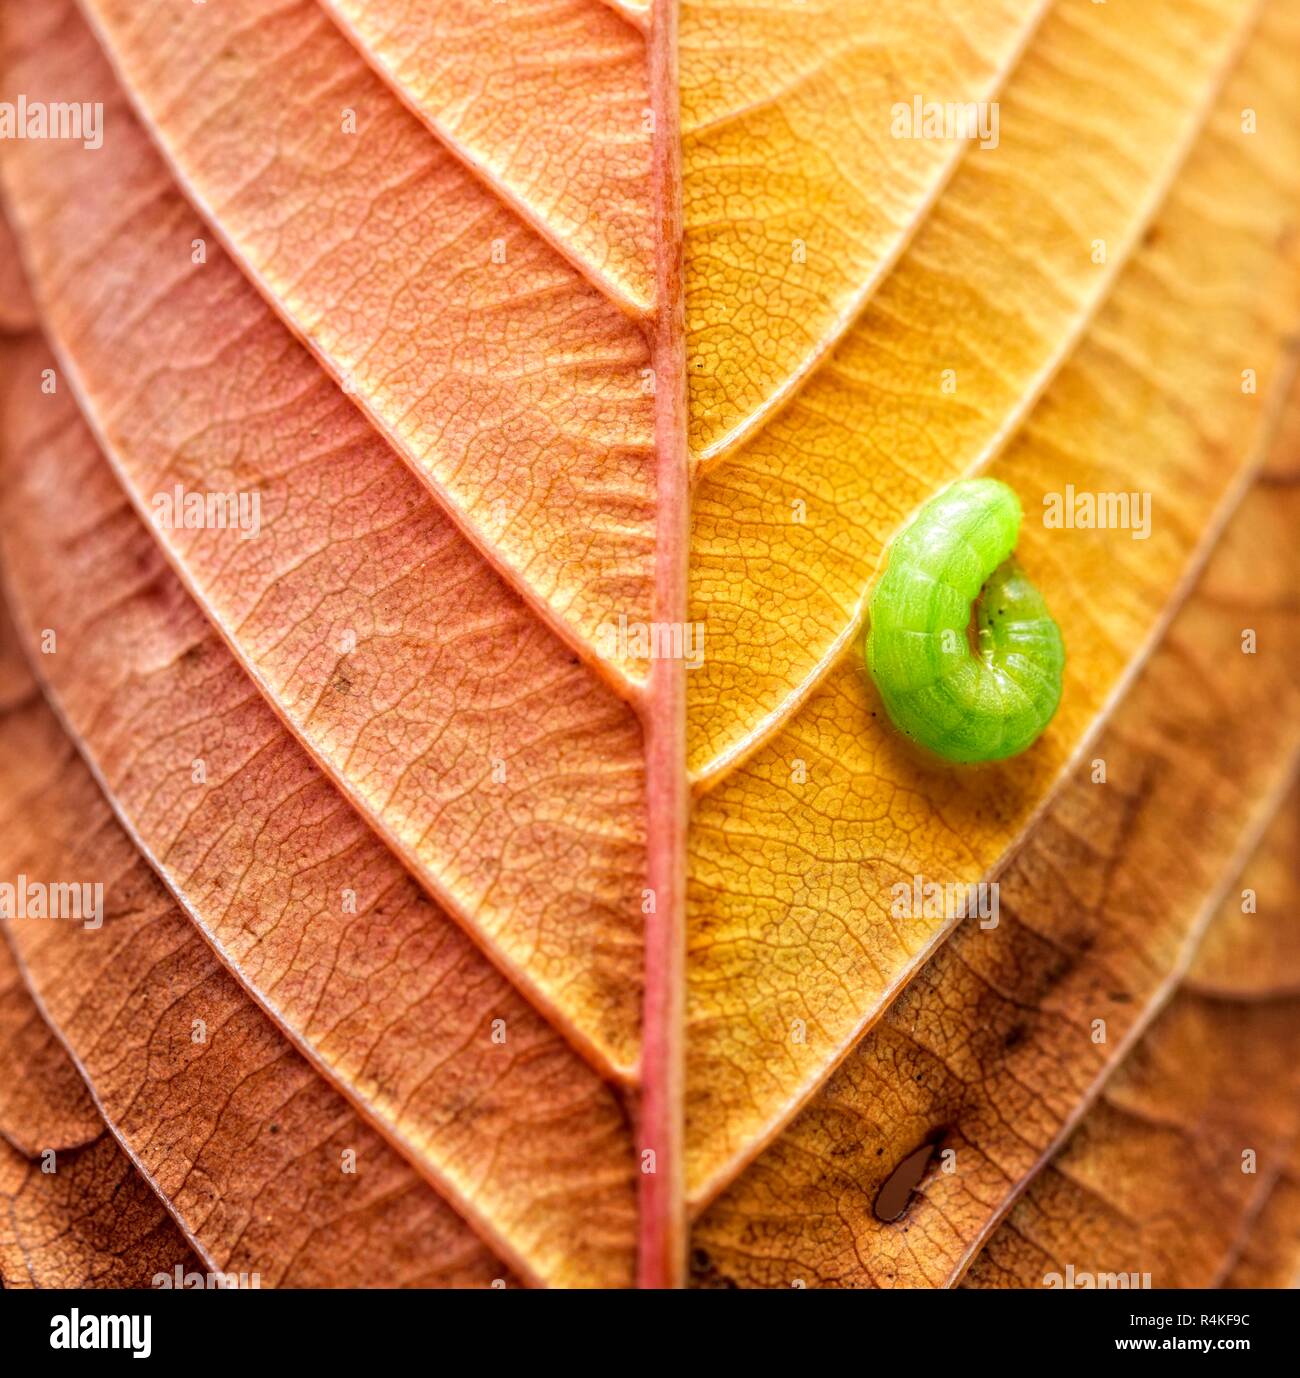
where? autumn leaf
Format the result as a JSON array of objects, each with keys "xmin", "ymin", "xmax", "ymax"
[
  {"xmin": 0, "ymin": 199, "xmax": 32, "ymax": 333},
  {"xmin": 0, "ymin": 918, "xmax": 203, "ymax": 1289},
  {"xmin": 965, "ymin": 791, "xmax": 1300, "ymax": 1289},
  {"xmin": 1, "ymin": 3, "xmax": 649, "ymax": 1085},
  {"xmin": 1, "ymin": 0, "xmax": 1299, "ymax": 1291}
]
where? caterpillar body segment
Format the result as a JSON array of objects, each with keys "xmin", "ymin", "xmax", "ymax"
[{"xmin": 866, "ymin": 479, "xmax": 1065, "ymax": 764}]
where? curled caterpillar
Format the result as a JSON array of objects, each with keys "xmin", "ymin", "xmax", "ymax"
[{"xmin": 866, "ymin": 478, "xmax": 1065, "ymax": 764}]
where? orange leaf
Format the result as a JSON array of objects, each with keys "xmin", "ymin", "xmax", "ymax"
[
  {"xmin": 321, "ymin": 0, "xmax": 656, "ymax": 312},
  {"xmin": 73, "ymin": 0, "xmax": 658, "ymax": 678},
  {"xmin": 0, "ymin": 204, "xmax": 34, "ymax": 332},
  {"xmin": 0, "ymin": 4, "xmax": 648, "ymax": 1083},
  {"xmin": 0, "ymin": 344, "xmax": 637, "ymax": 1289},
  {"xmin": 0, "ymin": 937, "xmax": 203, "ymax": 1289}
]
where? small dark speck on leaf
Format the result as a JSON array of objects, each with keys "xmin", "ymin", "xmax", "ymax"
[{"xmin": 874, "ymin": 1136, "xmax": 944, "ymax": 1223}]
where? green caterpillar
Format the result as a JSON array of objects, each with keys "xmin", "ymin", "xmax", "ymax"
[{"xmin": 865, "ymin": 478, "xmax": 1064, "ymax": 764}]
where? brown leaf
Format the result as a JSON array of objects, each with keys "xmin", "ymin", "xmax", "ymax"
[
  {"xmin": 1221, "ymin": 1138, "xmax": 1300, "ymax": 1289},
  {"xmin": 0, "ymin": 204, "xmax": 34, "ymax": 333},
  {"xmin": 0, "ymin": 599, "xmax": 511, "ymax": 1287},
  {"xmin": 964, "ymin": 994, "xmax": 1300, "ymax": 1290},
  {"xmin": 0, "ymin": 936, "xmax": 204, "ymax": 1289},
  {"xmin": 1187, "ymin": 788, "xmax": 1300, "ymax": 1002},
  {"xmin": 964, "ymin": 794, "xmax": 1300, "ymax": 1288},
  {"xmin": 0, "ymin": 920, "xmax": 101, "ymax": 1161}
]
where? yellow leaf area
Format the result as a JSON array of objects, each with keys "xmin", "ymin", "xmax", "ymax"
[
  {"xmin": 688, "ymin": 0, "xmax": 1259, "ymax": 779},
  {"xmin": 681, "ymin": 0, "xmax": 1049, "ymax": 460},
  {"xmin": 690, "ymin": 445, "xmax": 1300, "ymax": 1285},
  {"xmin": 684, "ymin": 0, "xmax": 1300, "ymax": 1201}
]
